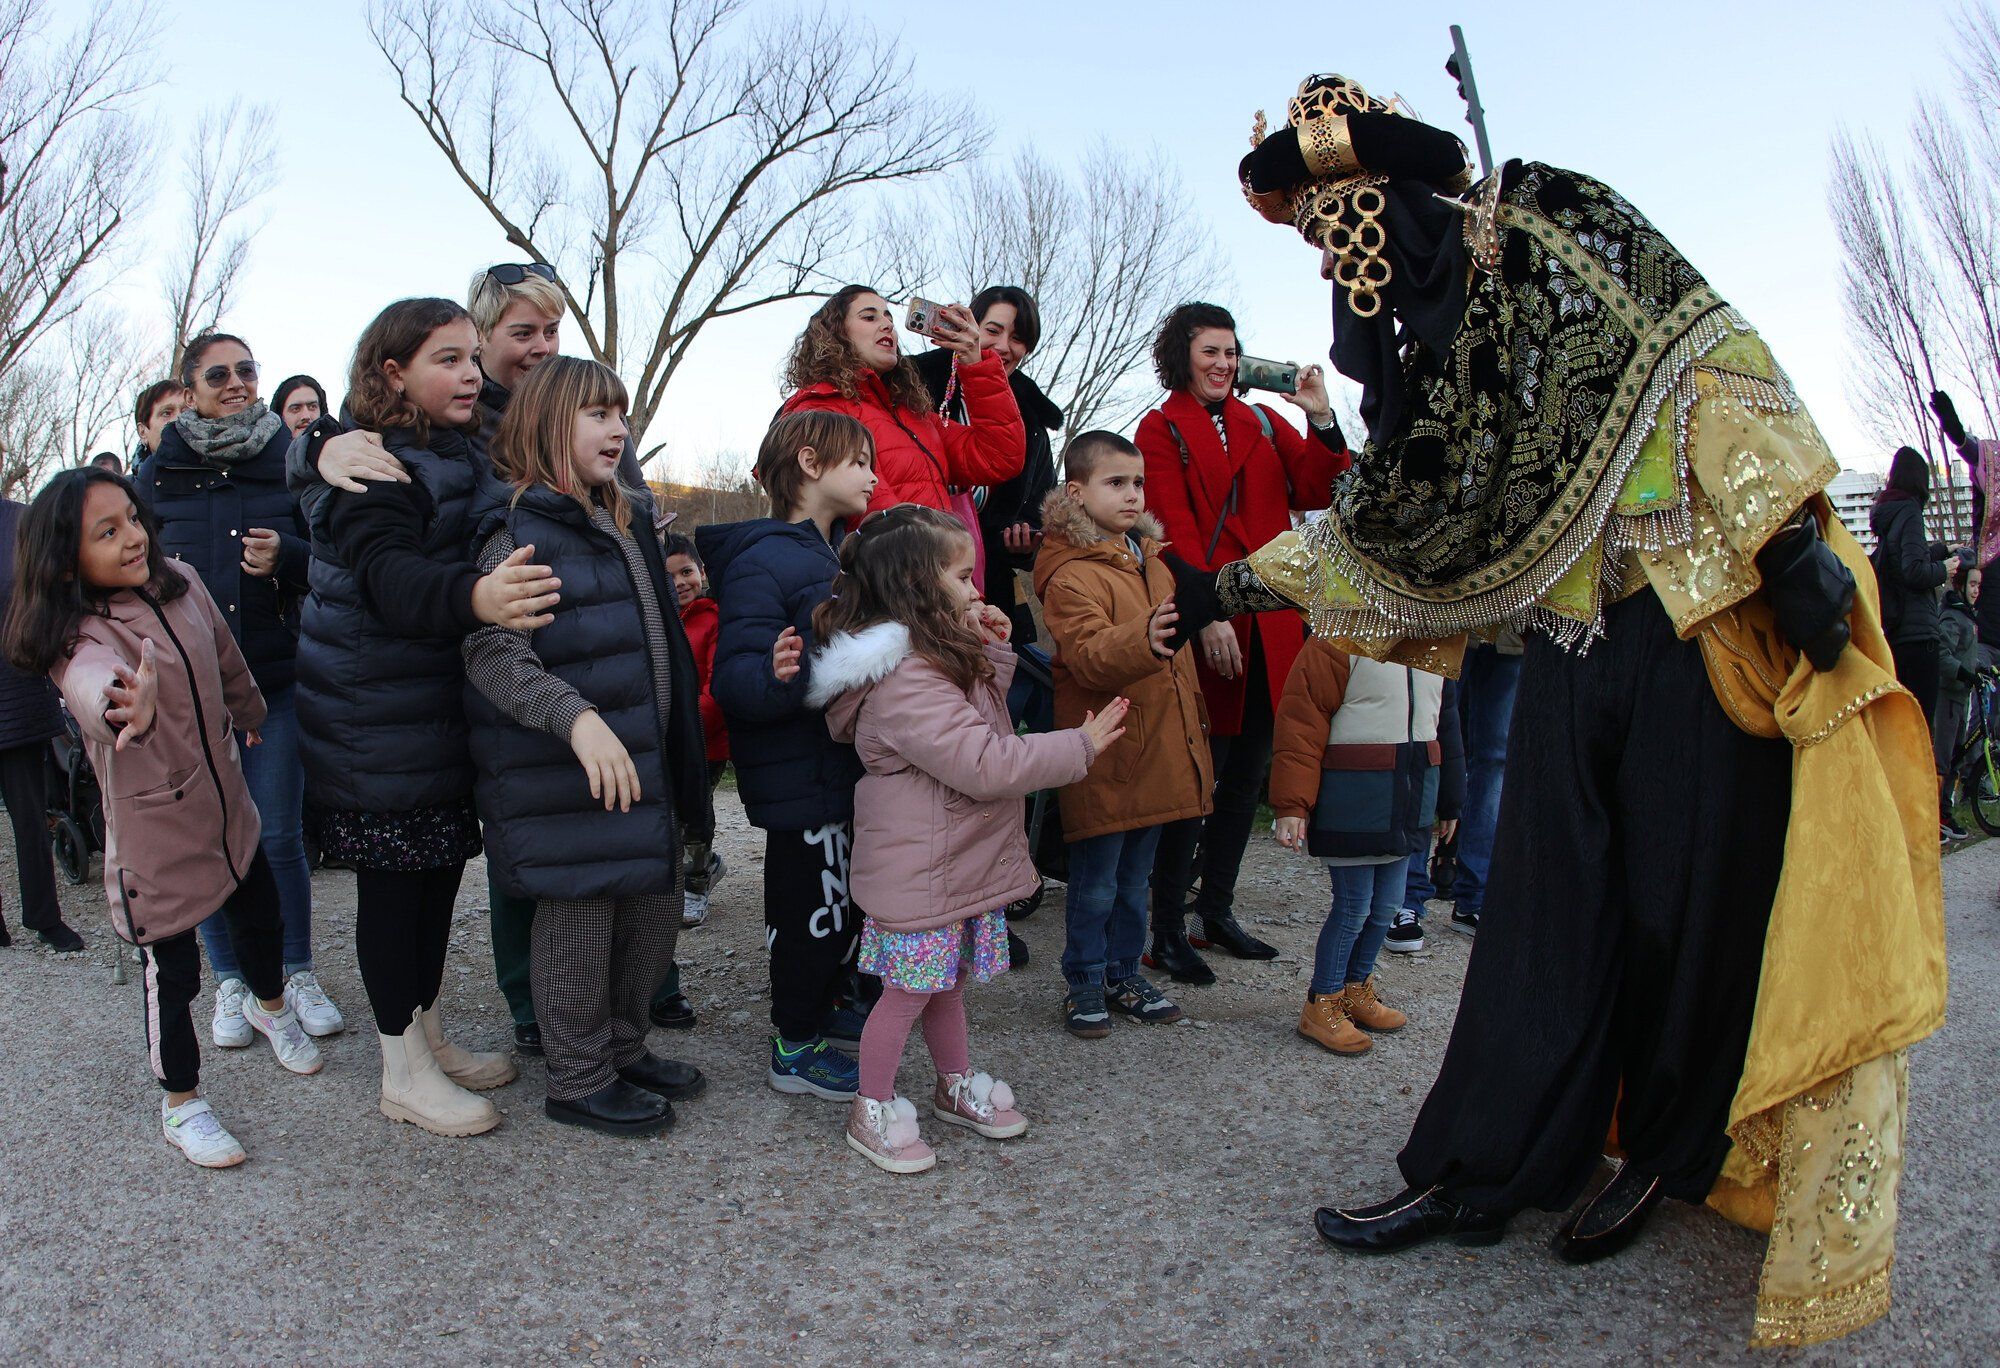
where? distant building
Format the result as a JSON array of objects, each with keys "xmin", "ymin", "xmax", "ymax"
[{"xmin": 1824, "ymin": 466, "xmax": 1977, "ymax": 554}]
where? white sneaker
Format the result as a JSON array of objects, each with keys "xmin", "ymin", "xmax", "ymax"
[
  {"xmin": 284, "ymin": 971, "xmax": 346, "ymax": 1037},
  {"xmin": 240, "ymin": 995, "xmax": 323, "ymax": 1075},
  {"xmin": 162, "ymin": 1097, "xmax": 246, "ymax": 1168},
  {"xmin": 211, "ymin": 978, "xmax": 253, "ymax": 1048},
  {"xmin": 681, "ymin": 888, "xmax": 710, "ymax": 927}
]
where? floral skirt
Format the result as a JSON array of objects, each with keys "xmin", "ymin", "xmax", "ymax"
[
  {"xmin": 308, "ymin": 799, "xmax": 482, "ymax": 872},
  {"xmin": 857, "ymin": 909, "xmax": 1010, "ymax": 993}
]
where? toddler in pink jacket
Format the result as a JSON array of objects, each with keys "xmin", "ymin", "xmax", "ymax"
[{"xmin": 807, "ymin": 505, "xmax": 1127, "ymax": 1173}]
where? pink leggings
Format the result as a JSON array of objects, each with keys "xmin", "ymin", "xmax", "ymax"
[{"xmin": 858, "ymin": 982, "xmax": 971, "ymax": 1101}]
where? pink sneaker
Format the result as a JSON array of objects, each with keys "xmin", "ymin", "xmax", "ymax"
[
  {"xmin": 932, "ymin": 1071, "xmax": 1028, "ymax": 1139},
  {"xmin": 845, "ymin": 1096, "xmax": 936, "ymax": 1174}
]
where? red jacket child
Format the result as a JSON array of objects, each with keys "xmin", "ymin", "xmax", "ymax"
[{"xmin": 680, "ymin": 595, "xmax": 729, "ymax": 765}]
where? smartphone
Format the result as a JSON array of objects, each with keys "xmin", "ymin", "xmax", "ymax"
[
  {"xmin": 906, "ymin": 296, "xmax": 962, "ymax": 343},
  {"xmin": 1236, "ymin": 355, "xmax": 1300, "ymax": 396}
]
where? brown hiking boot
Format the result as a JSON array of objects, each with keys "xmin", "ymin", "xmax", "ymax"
[
  {"xmin": 1344, "ymin": 976, "xmax": 1407, "ymax": 1033},
  {"xmin": 1298, "ymin": 993, "xmax": 1372, "ymax": 1055}
]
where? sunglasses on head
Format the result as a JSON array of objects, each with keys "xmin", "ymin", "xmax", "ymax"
[
  {"xmin": 200, "ymin": 360, "xmax": 259, "ymax": 388},
  {"xmin": 485, "ymin": 262, "xmax": 558, "ymax": 286}
]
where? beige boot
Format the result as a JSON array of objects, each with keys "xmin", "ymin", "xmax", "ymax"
[
  {"xmin": 420, "ymin": 1004, "xmax": 518, "ymax": 1090},
  {"xmin": 379, "ymin": 1012, "xmax": 500, "ymax": 1137},
  {"xmin": 1298, "ymin": 993, "xmax": 1372, "ymax": 1055},
  {"xmin": 1344, "ymin": 976, "xmax": 1407, "ymax": 1033}
]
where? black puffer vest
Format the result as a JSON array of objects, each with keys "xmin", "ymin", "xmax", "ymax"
[
  {"xmin": 294, "ymin": 431, "xmax": 487, "ymax": 813},
  {"xmin": 466, "ymin": 483, "xmax": 713, "ymax": 900}
]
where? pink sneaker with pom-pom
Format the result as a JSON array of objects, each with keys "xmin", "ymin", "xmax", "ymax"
[
  {"xmin": 846, "ymin": 1095, "xmax": 936, "ymax": 1174},
  {"xmin": 932, "ymin": 1071, "xmax": 1028, "ymax": 1140}
]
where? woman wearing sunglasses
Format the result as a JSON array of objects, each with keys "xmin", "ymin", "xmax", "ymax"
[{"xmin": 134, "ymin": 332, "xmax": 344, "ymax": 1046}]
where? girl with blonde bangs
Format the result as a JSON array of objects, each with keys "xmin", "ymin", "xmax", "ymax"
[{"xmin": 463, "ymin": 352, "xmax": 715, "ymax": 1138}]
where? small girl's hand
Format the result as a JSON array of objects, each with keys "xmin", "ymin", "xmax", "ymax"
[
  {"xmin": 104, "ymin": 639, "xmax": 159, "ymax": 751},
  {"xmin": 473, "ymin": 544, "xmax": 561, "ymax": 630},
  {"xmin": 1078, "ymin": 697, "xmax": 1130, "ymax": 759},
  {"xmin": 569, "ymin": 710, "xmax": 641, "ymax": 812},
  {"xmin": 971, "ymin": 602, "xmax": 1011, "ymax": 644},
  {"xmin": 1275, "ymin": 815, "xmax": 1308, "ymax": 852},
  {"xmin": 772, "ymin": 626, "xmax": 803, "ymax": 682},
  {"xmin": 243, "ymin": 731, "xmax": 263, "ymax": 748}
]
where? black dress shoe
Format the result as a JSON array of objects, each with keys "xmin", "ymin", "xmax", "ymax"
[
  {"xmin": 648, "ymin": 992, "xmax": 696, "ymax": 1030},
  {"xmin": 513, "ymin": 1022, "xmax": 544, "ymax": 1056},
  {"xmin": 36, "ymin": 921, "xmax": 84, "ymax": 953},
  {"xmin": 617, "ymin": 1052, "xmax": 707, "ymax": 1101},
  {"xmin": 1314, "ymin": 1186, "xmax": 1508, "ymax": 1254},
  {"xmin": 1193, "ymin": 912, "xmax": 1277, "ymax": 960},
  {"xmin": 1550, "ymin": 1162, "xmax": 1665, "ymax": 1265},
  {"xmin": 0, "ymin": 921, "xmax": 11, "ymax": 947},
  {"xmin": 1142, "ymin": 918, "xmax": 1216, "ymax": 985},
  {"xmin": 1006, "ymin": 930, "xmax": 1031, "ymax": 969},
  {"xmin": 545, "ymin": 1079, "xmax": 674, "ymax": 1136}
]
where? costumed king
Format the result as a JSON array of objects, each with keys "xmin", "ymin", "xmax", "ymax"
[{"xmin": 1173, "ymin": 73, "xmax": 1947, "ymax": 1348}]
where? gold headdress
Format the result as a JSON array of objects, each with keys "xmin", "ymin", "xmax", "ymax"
[{"xmin": 1245, "ymin": 74, "xmax": 1472, "ymax": 318}]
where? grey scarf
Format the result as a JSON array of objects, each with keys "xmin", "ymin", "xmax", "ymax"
[{"xmin": 172, "ymin": 402, "xmax": 284, "ymax": 468}]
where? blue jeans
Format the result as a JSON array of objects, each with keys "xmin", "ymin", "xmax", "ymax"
[
  {"xmin": 1062, "ymin": 826, "xmax": 1162, "ymax": 989},
  {"xmin": 1314, "ymin": 857, "xmax": 1410, "ymax": 995},
  {"xmin": 1405, "ymin": 644, "xmax": 1521, "ymax": 918},
  {"xmin": 200, "ymin": 684, "xmax": 313, "ymax": 980}
]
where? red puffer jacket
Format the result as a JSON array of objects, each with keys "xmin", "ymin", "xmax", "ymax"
[
  {"xmin": 1138, "ymin": 390, "xmax": 1350, "ymax": 735},
  {"xmin": 780, "ymin": 353, "xmax": 1025, "ymax": 517},
  {"xmin": 679, "ymin": 595, "xmax": 728, "ymax": 764}
]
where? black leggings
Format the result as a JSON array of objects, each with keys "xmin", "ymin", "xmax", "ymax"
[
  {"xmin": 355, "ymin": 863, "xmax": 466, "ymax": 1035},
  {"xmin": 1152, "ymin": 646, "xmax": 1275, "ymax": 921},
  {"xmin": 1890, "ymin": 635, "xmax": 1942, "ymax": 754},
  {"xmin": 141, "ymin": 850, "xmax": 284, "ymax": 1093}
]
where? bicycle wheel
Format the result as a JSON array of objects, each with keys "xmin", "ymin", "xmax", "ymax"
[{"xmin": 1966, "ymin": 742, "xmax": 2000, "ymax": 837}]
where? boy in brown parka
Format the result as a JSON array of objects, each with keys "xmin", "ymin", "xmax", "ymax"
[{"xmin": 1033, "ymin": 431, "xmax": 1213, "ymax": 1039}]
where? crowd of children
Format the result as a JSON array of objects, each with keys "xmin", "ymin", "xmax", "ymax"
[{"xmin": 5, "ymin": 267, "xmax": 1471, "ymax": 1175}]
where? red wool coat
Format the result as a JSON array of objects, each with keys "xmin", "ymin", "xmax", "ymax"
[
  {"xmin": 1138, "ymin": 390, "xmax": 1350, "ymax": 734},
  {"xmin": 679, "ymin": 595, "xmax": 728, "ymax": 764}
]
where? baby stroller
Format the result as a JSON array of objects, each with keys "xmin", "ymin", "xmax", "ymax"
[{"xmin": 45, "ymin": 705, "xmax": 105, "ymax": 886}]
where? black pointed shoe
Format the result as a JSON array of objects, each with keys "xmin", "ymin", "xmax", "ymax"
[
  {"xmin": 617, "ymin": 1052, "xmax": 708, "ymax": 1102},
  {"xmin": 1314, "ymin": 1185, "xmax": 1507, "ymax": 1254},
  {"xmin": 648, "ymin": 992, "xmax": 696, "ymax": 1031},
  {"xmin": 1143, "ymin": 914, "xmax": 1216, "ymax": 985},
  {"xmin": 513, "ymin": 1021, "xmax": 544, "ymax": 1056},
  {"xmin": 1550, "ymin": 1162, "xmax": 1664, "ymax": 1265},
  {"xmin": 1192, "ymin": 912, "xmax": 1278, "ymax": 961},
  {"xmin": 545, "ymin": 1079, "xmax": 674, "ymax": 1136}
]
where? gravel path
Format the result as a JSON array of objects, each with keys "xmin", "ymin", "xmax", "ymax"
[{"xmin": 0, "ymin": 794, "xmax": 1994, "ymax": 1364}]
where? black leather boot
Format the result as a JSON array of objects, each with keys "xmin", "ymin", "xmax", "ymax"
[
  {"xmin": 1550, "ymin": 1162, "xmax": 1665, "ymax": 1264},
  {"xmin": 545, "ymin": 1079, "xmax": 674, "ymax": 1136},
  {"xmin": 1142, "ymin": 898, "xmax": 1215, "ymax": 985},
  {"xmin": 1314, "ymin": 1185, "xmax": 1507, "ymax": 1254},
  {"xmin": 618, "ymin": 1052, "xmax": 708, "ymax": 1101},
  {"xmin": 1193, "ymin": 911, "xmax": 1278, "ymax": 960}
]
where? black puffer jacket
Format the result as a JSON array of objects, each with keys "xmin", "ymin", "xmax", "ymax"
[
  {"xmin": 1870, "ymin": 495, "xmax": 1948, "ymax": 644},
  {"xmin": 135, "ymin": 421, "xmax": 310, "ymax": 695},
  {"xmin": 0, "ymin": 499, "xmax": 61, "ymax": 749}
]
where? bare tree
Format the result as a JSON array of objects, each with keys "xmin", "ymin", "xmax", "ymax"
[
  {"xmin": 885, "ymin": 142, "xmax": 1226, "ymax": 439},
  {"xmin": 0, "ymin": 0, "xmax": 156, "ymax": 389},
  {"xmin": 161, "ymin": 100, "xmax": 278, "ymax": 374},
  {"xmin": 0, "ymin": 304, "xmax": 150, "ymax": 495},
  {"xmin": 366, "ymin": 0, "xmax": 986, "ymax": 457}
]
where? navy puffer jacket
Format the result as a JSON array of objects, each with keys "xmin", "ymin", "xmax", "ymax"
[
  {"xmin": 698, "ymin": 517, "xmax": 862, "ymax": 830},
  {"xmin": 466, "ymin": 483, "xmax": 713, "ymax": 900},
  {"xmin": 135, "ymin": 421, "xmax": 309, "ymax": 695}
]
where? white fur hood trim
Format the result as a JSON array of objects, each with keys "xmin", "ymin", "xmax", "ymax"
[{"xmin": 805, "ymin": 621, "xmax": 912, "ymax": 709}]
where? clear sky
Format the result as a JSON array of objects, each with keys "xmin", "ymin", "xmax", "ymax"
[{"xmin": 88, "ymin": 0, "xmax": 1958, "ymax": 476}]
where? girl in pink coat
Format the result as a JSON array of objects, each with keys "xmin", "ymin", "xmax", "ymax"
[
  {"xmin": 5, "ymin": 470, "xmax": 321, "ymax": 1169},
  {"xmin": 807, "ymin": 504, "xmax": 1127, "ymax": 1173}
]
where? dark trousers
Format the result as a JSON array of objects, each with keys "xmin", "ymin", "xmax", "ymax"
[
  {"xmin": 355, "ymin": 863, "xmax": 466, "ymax": 1036},
  {"xmin": 533, "ymin": 893, "xmax": 678, "ymax": 1100},
  {"xmin": 0, "ymin": 741, "xmax": 61, "ymax": 931},
  {"xmin": 1152, "ymin": 647, "xmax": 1274, "ymax": 921},
  {"xmin": 763, "ymin": 823, "xmax": 855, "ymax": 1042},
  {"xmin": 489, "ymin": 875, "xmax": 538, "ymax": 1029},
  {"xmin": 140, "ymin": 850, "xmax": 284, "ymax": 1093},
  {"xmin": 1398, "ymin": 593, "xmax": 1790, "ymax": 1213},
  {"xmin": 1890, "ymin": 635, "xmax": 1942, "ymax": 769}
]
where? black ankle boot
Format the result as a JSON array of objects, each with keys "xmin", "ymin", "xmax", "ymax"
[
  {"xmin": 1314, "ymin": 1185, "xmax": 1507, "ymax": 1254},
  {"xmin": 1193, "ymin": 911, "xmax": 1277, "ymax": 960},
  {"xmin": 1142, "ymin": 899, "xmax": 1215, "ymax": 985},
  {"xmin": 545, "ymin": 1079, "xmax": 674, "ymax": 1136},
  {"xmin": 1550, "ymin": 1162, "xmax": 1665, "ymax": 1264}
]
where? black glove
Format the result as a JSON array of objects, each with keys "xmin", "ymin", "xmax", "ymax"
[
  {"xmin": 1240, "ymin": 127, "xmax": 1308, "ymax": 195},
  {"xmin": 1931, "ymin": 390, "xmax": 1967, "ymax": 447},
  {"xmin": 1159, "ymin": 547, "xmax": 1222, "ymax": 652},
  {"xmin": 1756, "ymin": 515, "xmax": 1855, "ymax": 672}
]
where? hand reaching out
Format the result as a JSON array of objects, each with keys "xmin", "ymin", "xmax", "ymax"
[
  {"xmin": 104, "ymin": 639, "xmax": 158, "ymax": 752},
  {"xmin": 472, "ymin": 544, "xmax": 561, "ymax": 630},
  {"xmin": 772, "ymin": 626, "xmax": 803, "ymax": 682},
  {"xmin": 1078, "ymin": 697, "xmax": 1130, "ymax": 760}
]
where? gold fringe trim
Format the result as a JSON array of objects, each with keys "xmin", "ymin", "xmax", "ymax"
[{"xmin": 1749, "ymin": 1260, "xmax": 1893, "ymax": 1349}]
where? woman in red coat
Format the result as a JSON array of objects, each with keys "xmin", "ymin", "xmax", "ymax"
[
  {"xmin": 779, "ymin": 285, "xmax": 1024, "ymax": 586},
  {"xmin": 1139, "ymin": 301, "xmax": 1349, "ymax": 981}
]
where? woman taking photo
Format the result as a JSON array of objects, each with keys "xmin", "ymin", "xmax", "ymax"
[
  {"xmin": 135, "ymin": 333, "xmax": 342, "ymax": 1041},
  {"xmin": 914, "ymin": 285, "xmax": 1064, "ymax": 644},
  {"xmin": 780, "ymin": 285, "xmax": 1024, "ymax": 573},
  {"xmin": 1138, "ymin": 302, "xmax": 1350, "ymax": 983}
]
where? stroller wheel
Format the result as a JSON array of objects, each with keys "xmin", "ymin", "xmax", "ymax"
[
  {"xmin": 53, "ymin": 816, "xmax": 89, "ymax": 885},
  {"xmin": 1006, "ymin": 880, "xmax": 1045, "ymax": 921}
]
